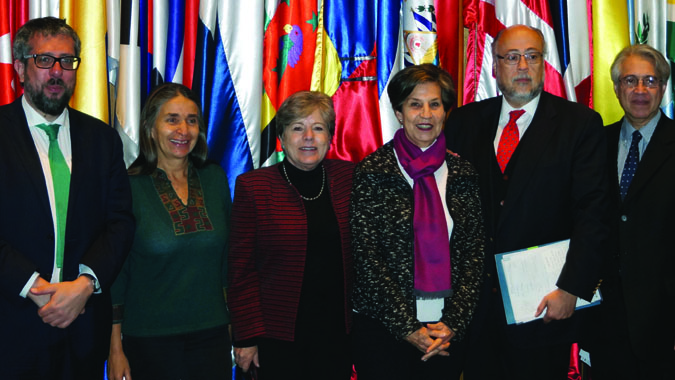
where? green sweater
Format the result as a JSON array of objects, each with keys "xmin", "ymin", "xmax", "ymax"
[{"xmin": 111, "ymin": 163, "xmax": 231, "ymax": 337}]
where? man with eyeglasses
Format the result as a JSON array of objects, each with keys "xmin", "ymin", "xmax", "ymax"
[
  {"xmin": 445, "ymin": 24, "xmax": 610, "ymax": 380},
  {"xmin": 0, "ymin": 17, "xmax": 134, "ymax": 379},
  {"xmin": 585, "ymin": 44, "xmax": 675, "ymax": 380}
]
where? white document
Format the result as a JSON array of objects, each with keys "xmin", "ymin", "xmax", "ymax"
[{"xmin": 495, "ymin": 239, "xmax": 602, "ymax": 325}]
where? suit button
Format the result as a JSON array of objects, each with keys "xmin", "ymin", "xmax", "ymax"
[
  {"xmin": 492, "ymin": 287, "xmax": 498, "ymax": 293},
  {"xmin": 621, "ymin": 215, "xmax": 628, "ymax": 222},
  {"xmin": 500, "ymin": 200, "xmax": 505, "ymax": 206},
  {"xmin": 47, "ymin": 234, "xmax": 55, "ymax": 242}
]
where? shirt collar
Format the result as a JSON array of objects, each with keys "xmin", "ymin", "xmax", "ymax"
[
  {"xmin": 620, "ymin": 111, "xmax": 660, "ymax": 144},
  {"xmin": 22, "ymin": 95, "xmax": 69, "ymax": 128},
  {"xmin": 499, "ymin": 93, "xmax": 541, "ymax": 122}
]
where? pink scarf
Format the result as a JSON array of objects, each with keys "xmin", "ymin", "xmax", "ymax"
[{"xmin": 393, "ymin": 129, "xmax": 452, "ymax": 298}]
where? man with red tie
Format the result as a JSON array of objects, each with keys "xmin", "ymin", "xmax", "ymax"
[{"xmin": 445, "ymin": 24, "xmax": 611, "ymax": 380}]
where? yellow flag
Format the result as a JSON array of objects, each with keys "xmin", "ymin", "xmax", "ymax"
[
  {"xmin": 61, "ymin": 0, "xmax": 109, "ymax": 124},
  {"xmin": 592, "ymin": 0, "xmax": 629, "ymax": 125}
]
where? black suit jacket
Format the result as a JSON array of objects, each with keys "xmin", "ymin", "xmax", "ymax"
[
  {"xmin": 445, "ymin": 92, "xmax": 610, "ymax": 347},
  {"xmin": 603, "ymin": 113, "xmax": 675, "ymax": 357},
  {"xmin": 0, "ymin": 98, "xmax": 135, "ymax": 375}
]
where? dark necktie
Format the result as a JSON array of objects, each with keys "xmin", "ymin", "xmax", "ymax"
[
  {"xmin": 35, "ymin": 123, "xmax": 70, "ymax": 281},
  {"xmin": 619, "ymin": 130, "xmax": 642, "ymax": 200},
  {"xmin": 497, "ymin": 109, "xmax": 526, "ymax": 173}
]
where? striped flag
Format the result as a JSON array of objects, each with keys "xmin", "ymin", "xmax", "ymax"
[
  {"xmin": 193, "ymin": 0, "xmax": 263, "ymax": 198},
  {"xmin": 550, "ymin": 0, "xmax": 593, "ymax": 107},
  {"xmin": 0, "ymin": 0, "xmax": 16, "ymax": 105},
  {"xmin": 463, "ymin": 0, "xmax": 568, "ymax": 104},
  {"xmin": 436, "ymin": 0, "xmax": 464, "ymax": 104}
]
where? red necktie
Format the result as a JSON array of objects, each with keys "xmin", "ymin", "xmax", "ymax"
[{"xmin": 497, "ymin": 109, "xmax": 525, "ymax": 173}]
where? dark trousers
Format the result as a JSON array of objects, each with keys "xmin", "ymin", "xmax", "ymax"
[
  {"xmin": 351, "ymin": 313, "xmax": 464, "ymax": 380},
  {"xmin": 123, "ymin": 324, "xmax": 231, "ymax": 380},
  {"xmin": 462, "ymin": 281, "xmax": 572, "ymax": 380},
  {"xmin": 255, "ymin": 333, "xmax": 352, "ymax": 380},
  {"xmin": 586, "ymin": 278, "xmax": 675, "ymax": 380}
]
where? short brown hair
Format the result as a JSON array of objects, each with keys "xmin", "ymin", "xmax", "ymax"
[
  {"xmin": 387, "ymin": 63, "xmax": 457, "ymax": 113},
  {"xmin": 276, "ymin": 91, "xmax": 336, "ymax": 141}
]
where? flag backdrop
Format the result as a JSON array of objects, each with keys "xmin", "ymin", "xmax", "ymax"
[{"xmin": 2, "ymin": 0, "xmax": 674, "ymax": 379}]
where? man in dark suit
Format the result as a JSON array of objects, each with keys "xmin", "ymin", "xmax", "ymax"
[
  {"xmin": 0, "ymin": 17, "xmax": 135, "ymax": 379},
  {"xmin": 445, "ymin": 25, "xmax": 610, "ymax": 380},
  {"xmin": 587, "ymin": 44, "xmax": 675, "ymax": 380}
]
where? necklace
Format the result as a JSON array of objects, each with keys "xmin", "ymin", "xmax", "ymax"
[{"xmin": 282, "ymin": 163, "xmax": 325, "ymax": 201}]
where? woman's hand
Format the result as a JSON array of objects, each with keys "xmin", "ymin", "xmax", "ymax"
[
  {"xmin": 234, "ymin": 345, "xmax": 259, "ymax": 372},
  {"xmin": 108, "ymin": 323, "xmax": 132, "ymax": 380},
  {"xmin": 107, "ymin": 349, "xmax": 132, "ymax": 380},
  {"xmin": 404, "ymin": 322, "xmax": 455, "ymax": 361}
]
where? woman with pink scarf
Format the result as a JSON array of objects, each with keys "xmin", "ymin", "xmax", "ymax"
[{"xmin": 350, "ymin": 64, "xmax": 485, "ymax": 380}]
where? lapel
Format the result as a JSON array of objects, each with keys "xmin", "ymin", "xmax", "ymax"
[
  {"xmin": 476, "ymin": 97, "xmax": 502, "ymax": 173},
  {"xmin": 624, "ymin": 113, "xmax": 675, "ymax": 203},
  {"xmin": 5, "ymin": 99, "xmax": 53, "ymax": 218},
  {"xmin": 498, "ymin": 92, "xmax": 561, "ymax": 227},
  {"xmin": 605, "ymin": 121, "xmax": 622, "ymax": 202}
]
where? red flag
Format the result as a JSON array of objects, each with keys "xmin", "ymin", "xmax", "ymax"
[{"xmin": 263, "ymin": 1, "xmax": 318, "ymax": 109}]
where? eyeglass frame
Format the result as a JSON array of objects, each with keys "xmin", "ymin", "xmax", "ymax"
[
  {"xmin": 23, "ymin": 54, "xmax": 81, "ymax": 70},
  {"xmin": 618, "ymin": 75, "xmax": 663, "ymax": 89},
  {"xmin": 495, "ymin": 52, "xmax": 544, "ymax": 66}
]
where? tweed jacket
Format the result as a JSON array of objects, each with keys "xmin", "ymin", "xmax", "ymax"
[
  {"xmin": 228, "ymin": 159, "xmax": 355, "ymax": 342},
  {"xmin": 350, "ymin": 141, "xmax": 485, "ymax": 341}
]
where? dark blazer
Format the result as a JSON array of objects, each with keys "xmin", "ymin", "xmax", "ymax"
[
  {"xmin": 445, "ymin": 91, "xmax": 610, "ymax": 347},
  {"xmin": 0, "ymin": 98, "xmax": 135, "ymax": 377},
  {"xmin": 228, "ymin": 159, "xmax": 355, "ymax": 342},
  {"xmin": 350, "ymin": 142, "xmax": 485, "ymax": 341},
  {"xmin": 603, "ymin": 113, "xmax": 675, "ymax": 359}
]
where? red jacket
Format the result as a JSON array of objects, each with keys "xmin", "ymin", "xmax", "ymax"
[{"xmin": 228, "ymin": 159, "xmax": 355, "ymax": 342}]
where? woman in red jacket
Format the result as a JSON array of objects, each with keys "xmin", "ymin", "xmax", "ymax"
[{"xmin": 228, "ymin": 91, "xmax": 355, "ymax": 380}]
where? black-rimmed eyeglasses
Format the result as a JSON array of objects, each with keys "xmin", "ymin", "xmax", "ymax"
[
  {"xmin": 495, "ymin": 52, "xmax": 543, "ymax": 65},
  {"xmin": 23, "ymin": 54, "xmax": 81, "ymax": 70},
  {"xmin": 619, "ymin": 75, "xmax": 662, "ymax": 89}
]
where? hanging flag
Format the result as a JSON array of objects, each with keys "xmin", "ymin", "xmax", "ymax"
[
  {"xmin": 193, "ymin": 0, "xmax": 263, "ymax": 198},
  {"xmin": 260, "ymin": 0, "xmax": 318, "ymax": 166},
  {"xmin": 633, "ymin": 0, "xmax": 674, "ymax": 117},
  {"xmin": 323, "ymin": 0, "xmax": 385, "ymax": 161},
  {"xmin": 550, "ymin": 0, "xmax": 593, "ymax": 107},
  {"xmin": 376, "ymin": 0, "xmax": 403, "ymax": 145},
  {"xmin": 667, "ymin": 0, "xmax": 675, "ymax": 64},
  {"xmin": 112, "ymin": 0, "xmax": 141, "ymax": 167},
  {"xmin": 62, "ymin": 0, "xmax": 109, "ymax": 123},
  {"xmin": 462, "ymin": 0, "xmax": 568, "ymax": 104},
  {"xmin": 436, "ymin": 0, "xmax": 463, "ymax": 105},
  {"xmin": 0, "ymin": 0, "xmax": 15, "ymax": 105},
  {"xmin": 592, "ymin": 0, "xmax": 629, "ymax": 124},
  {"xmin": 402, "ymin": 0, "xmax": 438, "ymax": 67}
]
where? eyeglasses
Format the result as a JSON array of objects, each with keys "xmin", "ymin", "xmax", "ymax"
[
  {"xmin": 23, "ymin": 54, "xmax": 81, "ymax": 70},
  {"xmin": 619, "ymin": 75, "xmax": 662, "ymax": 89},
  {"xmin": 496, "ymin": 52, "xmax": 543, "ymax": 65}
]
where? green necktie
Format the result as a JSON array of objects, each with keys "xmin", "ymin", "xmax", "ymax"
[{"xmin": 35, "ymin": 123, "xmax": 70, "ymax": 281}]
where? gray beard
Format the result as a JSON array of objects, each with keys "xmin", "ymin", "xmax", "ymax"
[{"xmin": 499, "ymin": 79, "xmax": 544, "ymax": 106}]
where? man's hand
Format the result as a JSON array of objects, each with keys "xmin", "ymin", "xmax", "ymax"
[
  {"xmin": 30, "ymin": 276, "xmax": 94, "ymax": 328},
  {"xmin": 535, "ymin": 288, "xmax": 577, "ymax": 323},
  {"xmin": 27, "ymin": 276, "xmax": 51, "ymax": 308}
]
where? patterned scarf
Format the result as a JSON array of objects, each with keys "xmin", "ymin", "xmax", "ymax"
[{"xmin": 393, "ymin": 129, "xmax": 452, "ymax": 298}]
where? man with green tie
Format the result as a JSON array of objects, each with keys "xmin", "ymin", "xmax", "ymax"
[{"xmin": 0, "ymin": 17, "xmax": 135, "ymax": 379}]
